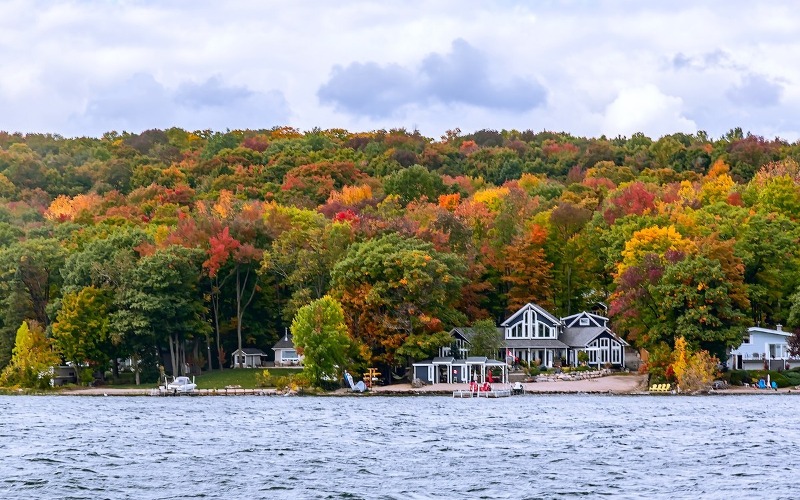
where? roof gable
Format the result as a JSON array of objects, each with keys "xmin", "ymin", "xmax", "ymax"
[
  {"xmin": 562, "ymin": 311, "xmax": 607, "ymax": 328},
  {"xmin": 748, "ymin": 326, "xmax": 791, "ymax": 338},
  {"xmin": 501, "ymin": 303, "xmax": 560, "ymax": 327},
  {"xmin": 272, "ymin": 334, "xmax": 295, "ymax": 349}
]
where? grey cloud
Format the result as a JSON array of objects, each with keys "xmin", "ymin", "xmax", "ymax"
[
  {"xmin": 671, "ymin": 50, "xmax": 734, "ymax": 71},
  {"xmin": 421, "ymin": 38, "xmax": 545, "ymax": 110},
  {"xmin": 726, "ymin": 74, "xmax": 782, "ymax": 107},
  {"xmin": 175, "ymin": 76, "xmax": 253, "ymax": 108},
  {"xmin": 317, "ymin": 62, "xmax": 417, "ymax": 118},
  {"xmin": 71, "ymin": 74, "xmax": 289, "ymax": 135},
  {"xmin": 318, "ymin": 38, "xmax": 546, "ymax": 118}
]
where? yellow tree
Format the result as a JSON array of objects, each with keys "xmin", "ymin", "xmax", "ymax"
[{"xmin": 0, "ymin": 321, "xmax": 59, "ymax": 389}]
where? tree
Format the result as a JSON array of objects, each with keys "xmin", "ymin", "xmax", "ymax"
[
  {"xmin": 291, "ymin": 296, "xmax": 355, "ymax": 387},
  {"xmin": 0, "ymin": 321, "xmax": 59, "ymax": 389},
  {"xmin": 382, "ymin": 165, "xmax": 449, "ymax": 206},
  {"xmin": 112, "ymin": 246, "xmax": 209, "ymax": 377},
  {"xmin": 396, "ymin": 331, "xmax": 453, "ymax": 363},
  {"xmin": 51, "ymin": 286, "xmax": 113, "ymax": 384},
  {"xmin": 331, "ymin": 233, "xmax": 466, "ymax": 366},
  {"xmin": 502, "ymin": 224, "xmax": 554, "ymax": 312},
  {"xmin": 468, "ymin": 319, "xmax": 503, "ymax": 359}
]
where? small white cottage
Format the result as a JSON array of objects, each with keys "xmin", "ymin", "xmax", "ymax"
[
  {"xmin": 272, "ymin": 333, "xmax": 302, "ymax": 366},
  {"xmin": 230, "ymin": 348, "xmax": 265, "ymax": 368}
]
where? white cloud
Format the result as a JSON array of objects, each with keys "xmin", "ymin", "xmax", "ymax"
[
  {"xmin": 602, "ymin": 85, "xmax": 696, "ymax": 139},
  {"xmin": 0, "ymin": 1, "xmax": 799, "ymax": 140}
]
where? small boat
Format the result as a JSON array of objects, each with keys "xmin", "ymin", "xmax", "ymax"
[{"xmin": 166, "ymin": 376, "xmax": 197, "ymax": 393}]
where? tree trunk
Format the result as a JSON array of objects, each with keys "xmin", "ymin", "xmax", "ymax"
[
  {"xmin": 168, "ymin": 334, "xmax": 177, "ymax": 376},
  {"xmin": 133, "ymin": 353, "xmax": 141, "ymax": 386}
]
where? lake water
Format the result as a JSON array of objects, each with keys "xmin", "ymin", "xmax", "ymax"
[{"xmin": 0, "ymin": 394, "xmax": 797, "ymax": 499}]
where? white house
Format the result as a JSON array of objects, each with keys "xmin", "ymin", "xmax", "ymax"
[
  {"xmin": 729, "ymin": 325, "xmax": 799, "ymax": 370},
  {"xmin": 231, "ymin": 348, "xmax": 265, "ymax": 368},
  {"xmin": 272, "ymin": 333, "xmax": 302, "ymax": 366}
]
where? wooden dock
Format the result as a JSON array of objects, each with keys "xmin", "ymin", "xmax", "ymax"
[
  {"xmin": 150, "ymin": 387, "xmax": 281, "ymax": 396},
  {"xmin": 452, "ymin": 389, "xmax": 512, "ymax": 398}
]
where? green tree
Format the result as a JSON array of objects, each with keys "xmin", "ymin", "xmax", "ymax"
[
  {"xmin": 382, "ymin": 165, "xmax": 449, "ymax": 205},
  {"xmin": 396, "ymin": 331, "xmax": 453, "ymax": 363},
  {"xmin": 291, "ymin": 296, "xmax": 355, "ymax": 387},
  {"xmin": 112, "ymin": 246, "xmax": 210, "ymax": 377},
  {"xmin": 331, "ymin": 233, "xmax": 467, "ymax": 366},
  {"xmin": 468, "ymin": 319, "xmax": 503, "ymax": 359},
  {"xmin": 51, "ymin": 286, "xmax": 113, "ymax": 384}
]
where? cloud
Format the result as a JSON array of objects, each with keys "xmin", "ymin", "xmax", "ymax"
[
  {"xmin": 602, "ymin": 85, "xmax": 697, "ymax": 138},
  {"xmin": 726, "ymin": 74, "xmax": 783, "ymax": 107},
  {"xmin": 317, "ymin": 62, "xmax": 416, "ymax": 118},
  {"xmin": 70, "ymin": 74, "xmax": 289, "ymax": 135},
  {"xmin": 318, "ymin": 38, "xmax": 546, "ymax": 118},
  {"xmin": 175, "ymin": 76, "xmax": 253, "ymax": 108}
]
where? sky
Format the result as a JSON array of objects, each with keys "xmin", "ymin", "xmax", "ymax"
[{"xmin": 1, "ymin": 0, "xmax": 798, "ymax": 141}]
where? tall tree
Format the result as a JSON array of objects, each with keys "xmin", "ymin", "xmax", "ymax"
[
  {"xmin": 291, "ymin": 295, "xmax": 358, "ymax": 387},
  {"xmin": 0, "ymin": 321, "xmax": 59, "ymax": 389},
  {"xmin": 331, "ymin": 233, "xmax": 466, "ymax": 366}
]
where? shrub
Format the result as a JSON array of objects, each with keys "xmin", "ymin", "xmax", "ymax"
[
  {"xmin": 526, "ymin": 365, "xmax": 540, "ymax": 377},
  {"xmin": 255, "ymin": 369, "xmax": 272, "ymax": 387},
  {"xmin": 728, "ymin": 370, "xmax": 751, "ymax": 386}
]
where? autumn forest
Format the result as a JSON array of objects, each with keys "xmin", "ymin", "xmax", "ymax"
[{"xmin": 1, "ymin": 126, "xmax": 799, "ymax": 385}]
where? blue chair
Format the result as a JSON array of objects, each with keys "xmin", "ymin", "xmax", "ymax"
[
  {"xmin": 758, "ymin": 379, "xmax": 767, "ymax": 389},
  {"xmin": 771, "ymin": 381, "xmax": 778, "ymax": 390}
]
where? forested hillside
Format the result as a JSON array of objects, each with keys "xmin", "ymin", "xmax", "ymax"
[{"xmin": 1, "ymin": 126, "xmax": 798, "ymax": 382}]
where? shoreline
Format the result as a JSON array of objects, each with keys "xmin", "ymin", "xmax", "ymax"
[{"xmin": 39, "ymin": 374, "xmax": 800, "ymax": 396}]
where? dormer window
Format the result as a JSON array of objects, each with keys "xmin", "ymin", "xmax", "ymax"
[{"xmin": 579, "ymin": 318, "xmax": 590, "ymax": 326}]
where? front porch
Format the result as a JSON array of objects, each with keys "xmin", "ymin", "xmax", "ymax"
[{"xmin": 412, "ymin": 356, "xmax": 509, "ymax": 385}]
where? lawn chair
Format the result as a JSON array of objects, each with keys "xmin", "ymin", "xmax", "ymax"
[{"xmin": 757, "ymin": 379, "xmax": 767, "ymax": 389}]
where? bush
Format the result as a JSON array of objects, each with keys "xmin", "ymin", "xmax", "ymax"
[
  {"xmin": 526, "ymin": 365, "xmax": 540, "ymax": 377},
  {"xmin": 255, "ymin": 369, "xmax": 272, "ymax": 387},
  {"xmin": 750, "ymin": 370, "xmax": 791, "ymax": 388},
  {"xmin": 783, "ymin": 371, "xmax": 800, "ymax": 386},
  {"xmin": 79, "ymin": 368, "xmax": 95, "ymax": 386},
  {"xmin": 727, "ymin": 370, "xmax": 751, "ymax": 386}
]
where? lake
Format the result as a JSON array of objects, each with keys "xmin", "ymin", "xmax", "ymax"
[{"xmin": 0, "ymin": 394, "xmax": 796, "ymax": 499}]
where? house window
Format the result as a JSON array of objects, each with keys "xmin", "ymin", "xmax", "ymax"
[
  {"xmin": 611, "ymin": 342, "xmax": 621, "ymax": 364},
  {"xmin": 282, "ymin": 349, "xmax": 297, "ymax": 360},
  {"xmin": 741, "ymin": 335, "xmax": 750, "ymax": 344},
  {"xmin": 537, "ymin": 323, "xmax": 552, "ymax": 338},
  {"xmin": 579, "ymin": 318, "xmax": 590, "ymax": 326}
]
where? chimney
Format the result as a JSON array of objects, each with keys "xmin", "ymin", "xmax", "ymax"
[{"xmin": 776, "ymin": 324, "xmax": 783, "ymax": 332}]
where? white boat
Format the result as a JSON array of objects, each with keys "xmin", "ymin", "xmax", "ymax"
[{"xmin": 166, "ymin": 376, "xmax": 197, "ymax": 393}]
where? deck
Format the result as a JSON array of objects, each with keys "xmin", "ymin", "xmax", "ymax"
[{"xmin": 453, "ymin": 389, "xmax": 512, "ymax": 398}]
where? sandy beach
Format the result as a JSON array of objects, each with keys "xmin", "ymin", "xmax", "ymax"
[
  {"xmin": 370, "ymin": 374, "xmax": 648, "ymax": 395},
  {"xmin": 59, "ymin": 373, "xmax": 800, "ymax": 396}
]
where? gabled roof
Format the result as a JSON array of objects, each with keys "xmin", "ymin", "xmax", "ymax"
[
  {"xmin": 562, "ymin": 311, "xmax": 608, "ymax": 328},
  {"xmin": 561, "ymin": 326, "xmax": 629, "ymax": 348},
  {"xmin": 748, "ymin": 326, "xmax": 792, "ymax": 338},
  {"xmin": 233, "ymin": 347, "xmax": 265, "ymax": 355},
  {"xmin": 450, "ymin": 326, "xmax": 503, "ymax": 344},
  {"xmin": 272, "ymin": 334, "xmax": 295, "ymax": 350},
  {"xmin": 501, "ymin": 303, "xmax": 561, "ymax": 327}
]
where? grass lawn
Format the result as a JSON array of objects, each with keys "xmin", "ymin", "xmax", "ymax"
[
  {"xmin": 193, "ymin": 368, "xmax": 302, "ymax": 389},
  {"xmin": 104, "ymin": 367, "xmax": 303, "ymax": 389}
]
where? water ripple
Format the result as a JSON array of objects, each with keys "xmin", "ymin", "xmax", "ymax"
[{"xmin": 1, "ymin": 395, "xmax": 799, "ymax": 498}]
